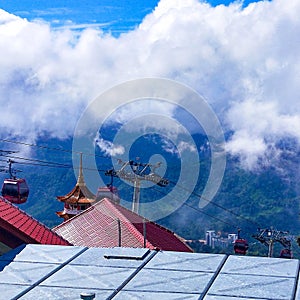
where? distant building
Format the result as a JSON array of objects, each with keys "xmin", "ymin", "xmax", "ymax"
[
  {"xmin": 212, "ymin": 236, "xmax": 229, "ymax": 249},
  {"xmin": 206, "ymin": 230, "xmax": 238, "ymax": 249},
  {"xmin": 228, "ymin": 233, "xmax": 238, "ymax": 244},
  {"xmin": 206, "ymin": 230, "xmax": 216, "ymax": 247}
]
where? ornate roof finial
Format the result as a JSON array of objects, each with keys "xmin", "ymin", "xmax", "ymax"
[{"xmin": 77, "ymin": 152, "xmax": 85, "ymax": 186}]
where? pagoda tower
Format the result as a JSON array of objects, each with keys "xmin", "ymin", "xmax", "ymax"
[{"xmin": 56, "ymin": 153, "xmax": 95, "ymax": 221}]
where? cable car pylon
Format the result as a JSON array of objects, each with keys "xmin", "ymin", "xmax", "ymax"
[
  {"xmin": 105, "ymin": 158, "xmax": 169, "ymax": 214},
  {"xmin": 252, "ymin": 228, "xmax": 292, "ymax": 258}
]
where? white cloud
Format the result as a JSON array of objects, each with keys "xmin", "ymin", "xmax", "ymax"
[
  {"xmin": 225, "ymin": 130, "xmax": 267, "ymax": 169},
  {"xmin": 177, "ymin": 141, "xmax": 197, "ymax": 153},
  {"xmin": 161, "ymin": 139, "xmax": 197, "ymax": 156},
  {"xmin": 225, "ymin": 99, "xmax": 300, "ymax": 168},
  {"xmin": 0, "ymin": 0, "xmax": 300, "ymax": 169},
  {"xmin": 95, "ymin": 136, "xmax": 125, "ymax": 157}
]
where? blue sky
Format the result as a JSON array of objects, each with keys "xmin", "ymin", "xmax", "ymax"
[
  {"xmin": 0, "ymin": 0, "xmax": 299, "ymax": 170},
  {"xmin": 0, "ymin": 0, "xmax": 263, "ymax": 33},
  {"xmin": 0, "ymin": 0, "xmax": 158, "ymax": 33}
]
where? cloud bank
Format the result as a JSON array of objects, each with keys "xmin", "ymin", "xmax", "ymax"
[{"xmin": 0, "ymin": 0, "xmax": 299, "ymax": 169}]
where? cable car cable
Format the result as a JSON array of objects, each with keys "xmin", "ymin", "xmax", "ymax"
[
  {"xmin": 0, "ymin": 153, "xmax": 111, "ymax": 173},
  {"xmin": 151, "ymin": 186, "xmax": 238, "ymax": 229},
  {"xmin": 0, "ymin": 138, "xmax": 110, "ymax": 159},
  {"xmin": 167, "ymin": 179, "xmax": 262, "ymax": 229}
]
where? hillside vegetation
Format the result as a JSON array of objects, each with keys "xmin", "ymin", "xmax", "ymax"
[{"xmin": 1, "ymin": 134, "xmax": 299, "ymax": 257}]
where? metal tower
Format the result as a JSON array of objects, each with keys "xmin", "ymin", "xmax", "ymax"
[
  {"xmin": 252, "ymin": 228, "xmax": 291, "ymax": 258},
  {"xmin": 105, "ymin": 159, "xmax": 168, "ymax": 214}
]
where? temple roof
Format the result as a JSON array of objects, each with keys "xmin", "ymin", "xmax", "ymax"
[
  {"xmin": 56, "ymin": 153, "xmax": 95, "ymax": 204},
  {"xmin": 56, "ymin": 185, "xmax": 95, "ymax": 204}
]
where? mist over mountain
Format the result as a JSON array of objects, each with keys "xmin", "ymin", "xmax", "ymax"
[{"xmin": 1, "ymin": 130, "xmax": 298, "ymax": 258}]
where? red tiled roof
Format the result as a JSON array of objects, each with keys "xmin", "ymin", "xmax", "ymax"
[
  {"xmin": 0, "ymin": 196, "xmax": 71, "ymax": 248},
  {"xmin": 53, "ymin": 198, "xmax": 193, "ymax": 252}
]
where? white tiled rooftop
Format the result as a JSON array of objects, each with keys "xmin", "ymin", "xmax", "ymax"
[{"xmin": 0, "ymin": 244, "xmax": 299, "ymax": 300}]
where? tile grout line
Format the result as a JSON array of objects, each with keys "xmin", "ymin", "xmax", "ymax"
[
  {"xmin": 11, "ymin": 246, "xmax": 89, "ymax": 300},
  {"xmin": 198, "ymin": 254, "xmax": 229, "ymax": 300},
  {"xmin": 106, "ymin": 249, "xmax": 159, "ymax": 300}
]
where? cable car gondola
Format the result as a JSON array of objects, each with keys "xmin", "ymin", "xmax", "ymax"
[
  {"xmin": 279, "ymin": 248, "xmax": 292, "ymax": 259},
  {"xmin": 233, "ymin": 229, "xmax": 249, "ymax": 255},
  {"xmin": 1, "ymin": 178, "xmax": 29, "ymax": 204},
  {"xmin": 1, "ymin": 159, "xmax": 29, "ymax": 204},
  {"xmin": 234, "ymin": 239, "xmax": 249, "ymax": 255}
]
